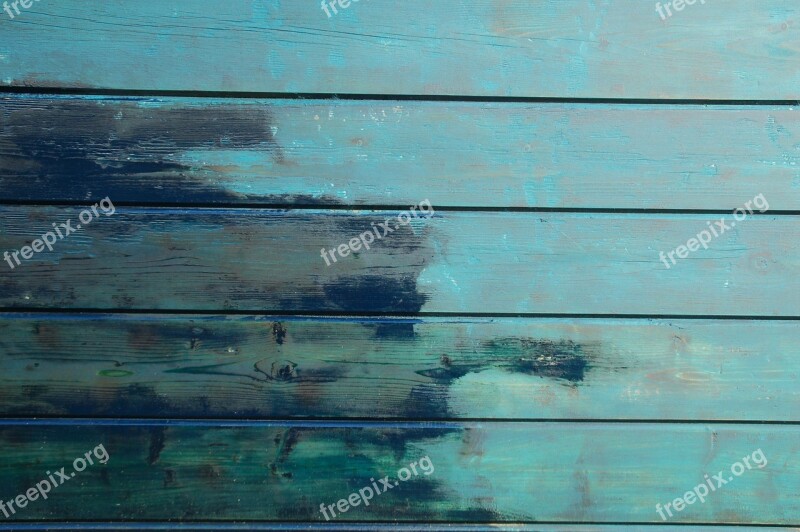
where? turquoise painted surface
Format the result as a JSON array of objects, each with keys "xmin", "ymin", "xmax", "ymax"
[
  {"xmin": 1, "ymin": 95, "xmax": 799, "ymax": 209},
  {"xmin": 0, "ymin": 1, "xmax": 798, "ymax": 527},
  {"xmin": 0, "ymin": 208, "xmax": 794, "ymax": 315},
  {"xmin": 0, "ymin": 1, "xmax": 798, "ymax": 98},
  {"xmin": 1, "ymin": 315, "xmax": 799, "ymax": 421},
  {"xmin": 0, "ymin": 422, "xmax": 795, "ymax": 523}
]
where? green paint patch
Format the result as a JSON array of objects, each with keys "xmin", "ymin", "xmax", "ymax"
[{"xmin": 98, "ymin": 369, "xmax": 134, "ymax": 378}]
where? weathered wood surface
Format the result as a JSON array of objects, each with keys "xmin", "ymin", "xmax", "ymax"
[
  {"xmin": 2, "ymin": 96, "xmax": 798, "ymax": 209},
  {"xmin": 1, "ymin": 315, "xmax": 799, "ymax": 421},
  {"xmin": 0, "ymin": 208, "xmax": 792, "ymax": 315},
  {"xmin": 2, "ymin": 1, "xmax": 799, "ymax": 527},
  {"xmin": 1, "ymin": 527, "xmax": 796, "ymax": 532},
  {"xmin": 1, "ymin": 2, "xmax": 799, "ymax": 99},
  {"xmin": 0, "ymin": 421, "xmax": 793, "ymax": 523}
]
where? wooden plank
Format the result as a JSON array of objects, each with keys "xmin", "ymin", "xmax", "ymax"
[
  {"xmin": 0, "ymin": 421, "xmax": 793, "ymax": 523},
  {"xmin": 1, "ymin": 525, "xmax": 796, "ymax": 531},
  {"xmin": 1, "ymin": 2, "xmax": 799, "ymax": 99},
  {"xmin": 2, "ymin": 95, "xmax": 799, "ymax": 209},
  {"xmin": 2, "ymin": 314, "xmax": 799, "ymax": 421},
  {"xmin": 0, "ymin": 208, "xmax": 794, "ymax": 315}
]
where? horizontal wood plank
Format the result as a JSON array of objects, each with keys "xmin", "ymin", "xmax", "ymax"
[
  {"xmin": 0, "ymin": 525, "xmax": 796, "ymax": 531},
  {"xmin": 0, "ymin": 208, "xmax": 795, "ymax": 315},
  {"xmin": 1, "ymin": 315, "xmax": 799, "ymax": 421},
  {"xmin": 1, "ymin": 96, "xmax": 799, "ymax": 209},
  {"xmin": 0, "ymin": 2, "xmax": 799, "ymax": 99},
  {"xmin": 0, "ymin": 421, "xmax": 793, "ymax": 523}
]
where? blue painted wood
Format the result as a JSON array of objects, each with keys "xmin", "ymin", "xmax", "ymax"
[
  {"xmin": 0, "ymin": 207, "xmax": 792, "ymax": 315},
  {"xmin": 0, "ymin": 526, "xmax": 791, "ymax": 532},
  {"xmin": 0, "ymin": 421, "xmax": 793, "ymax": 523},
  {"xmin": 1, "ymin": 95, "xmax": 798, "ymax": 209},
  {"xmin": 0, "ymin": 2, "xmax": 798, "ymax": 98},
  {"xmin": 0, "ymin": 1, "xmax": 797, "ymax": 527},
  {"xmin": 1, "ymin": 314, "xmax": 798, "ymax": 421}
]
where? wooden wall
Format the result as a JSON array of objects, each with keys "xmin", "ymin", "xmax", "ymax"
[{"xmin": 0, "ymin": 1, "xmax": 799, "ymax": 529}]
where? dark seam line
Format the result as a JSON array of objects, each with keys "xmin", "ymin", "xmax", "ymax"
[
  {"xmin": 0, "ymin": 309, "xmax": 798, "ymax": 320},
  {"xmin": 0, "ymin": 521, "xmax": 794, "ymax": 528},
  {"xmin": 0, "ymin": 519, "xmax": 798, "ymax": 532},
  {"xmin": 0, "ymin": 86, "xmax": 799, "ymax": 105}
]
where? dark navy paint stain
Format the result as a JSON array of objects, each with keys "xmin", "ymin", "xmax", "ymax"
[
  {"xmin": 272, "ymin": 322, "xmax": 287, "ymax": 345},
  {"xmin": 269, "ymin": 428, "xmax": 299, "ymax": 478},
  {"xmin": 416, "ymin": 362, "xmax": 483, "ymax": 382},
  {"xmin": 163, "ymin": 468, "xmax": 177, "ymax": 488},
  {"xmin": 0, "ymin": 98, "xmax": 343, "ymax": 204},
  {"xmin": 11, "ymin": 383, "xmax": 173, "ymax": 417},
  {"xmin": 417, "ymin": 337, "xmax": 595, "ymax": 385},
  {"xmin": 323, "ymin": 275, "xmax": 428, "ymax": 313},
  {"xmin": 371, "ymin": 322, "xmax": 416, "ymax": 339},
  {"xmin": 403, "ymin": 384, "xmax": 451, "ymax": 418},
  {"xmin": 254, "ymin": 359, "xmax": 298, "ymax": 381},
  {"xmin": 221, "ymin": 212, "xmax": 434, "ymax": 313},
  {"xmin": 485, "ymin": 337, "xmax": 591, "ymax": 382},
  {"xmin": 148, "ymin": 426, "xmax": 167, "ymax": 465}
]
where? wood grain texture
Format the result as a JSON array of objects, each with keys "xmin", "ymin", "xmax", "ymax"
[
  {"xmin": 1, "ymin": 314, "xmax": 799, "ymax": 421},
  {"xmin": 2, "ymin": 1, "xmax": 798, "ymax": 527},
  {"xmin": 0, "ymin": 207, "xmax": 793, "ymax": 315},
  {"xmin": 0, "ymin": 421, "xmax": 793, "ymax": 523},
  {"xmin": 2, "ymin": 527, "xmax": 797, "ymax": 532},
  {"xmin": 2, "ymin": 95, "xmax": 799, "ymax": 209},
  {"xmin": 0, "ymin": 2, "xmax": 799, "ymax": 98}
]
